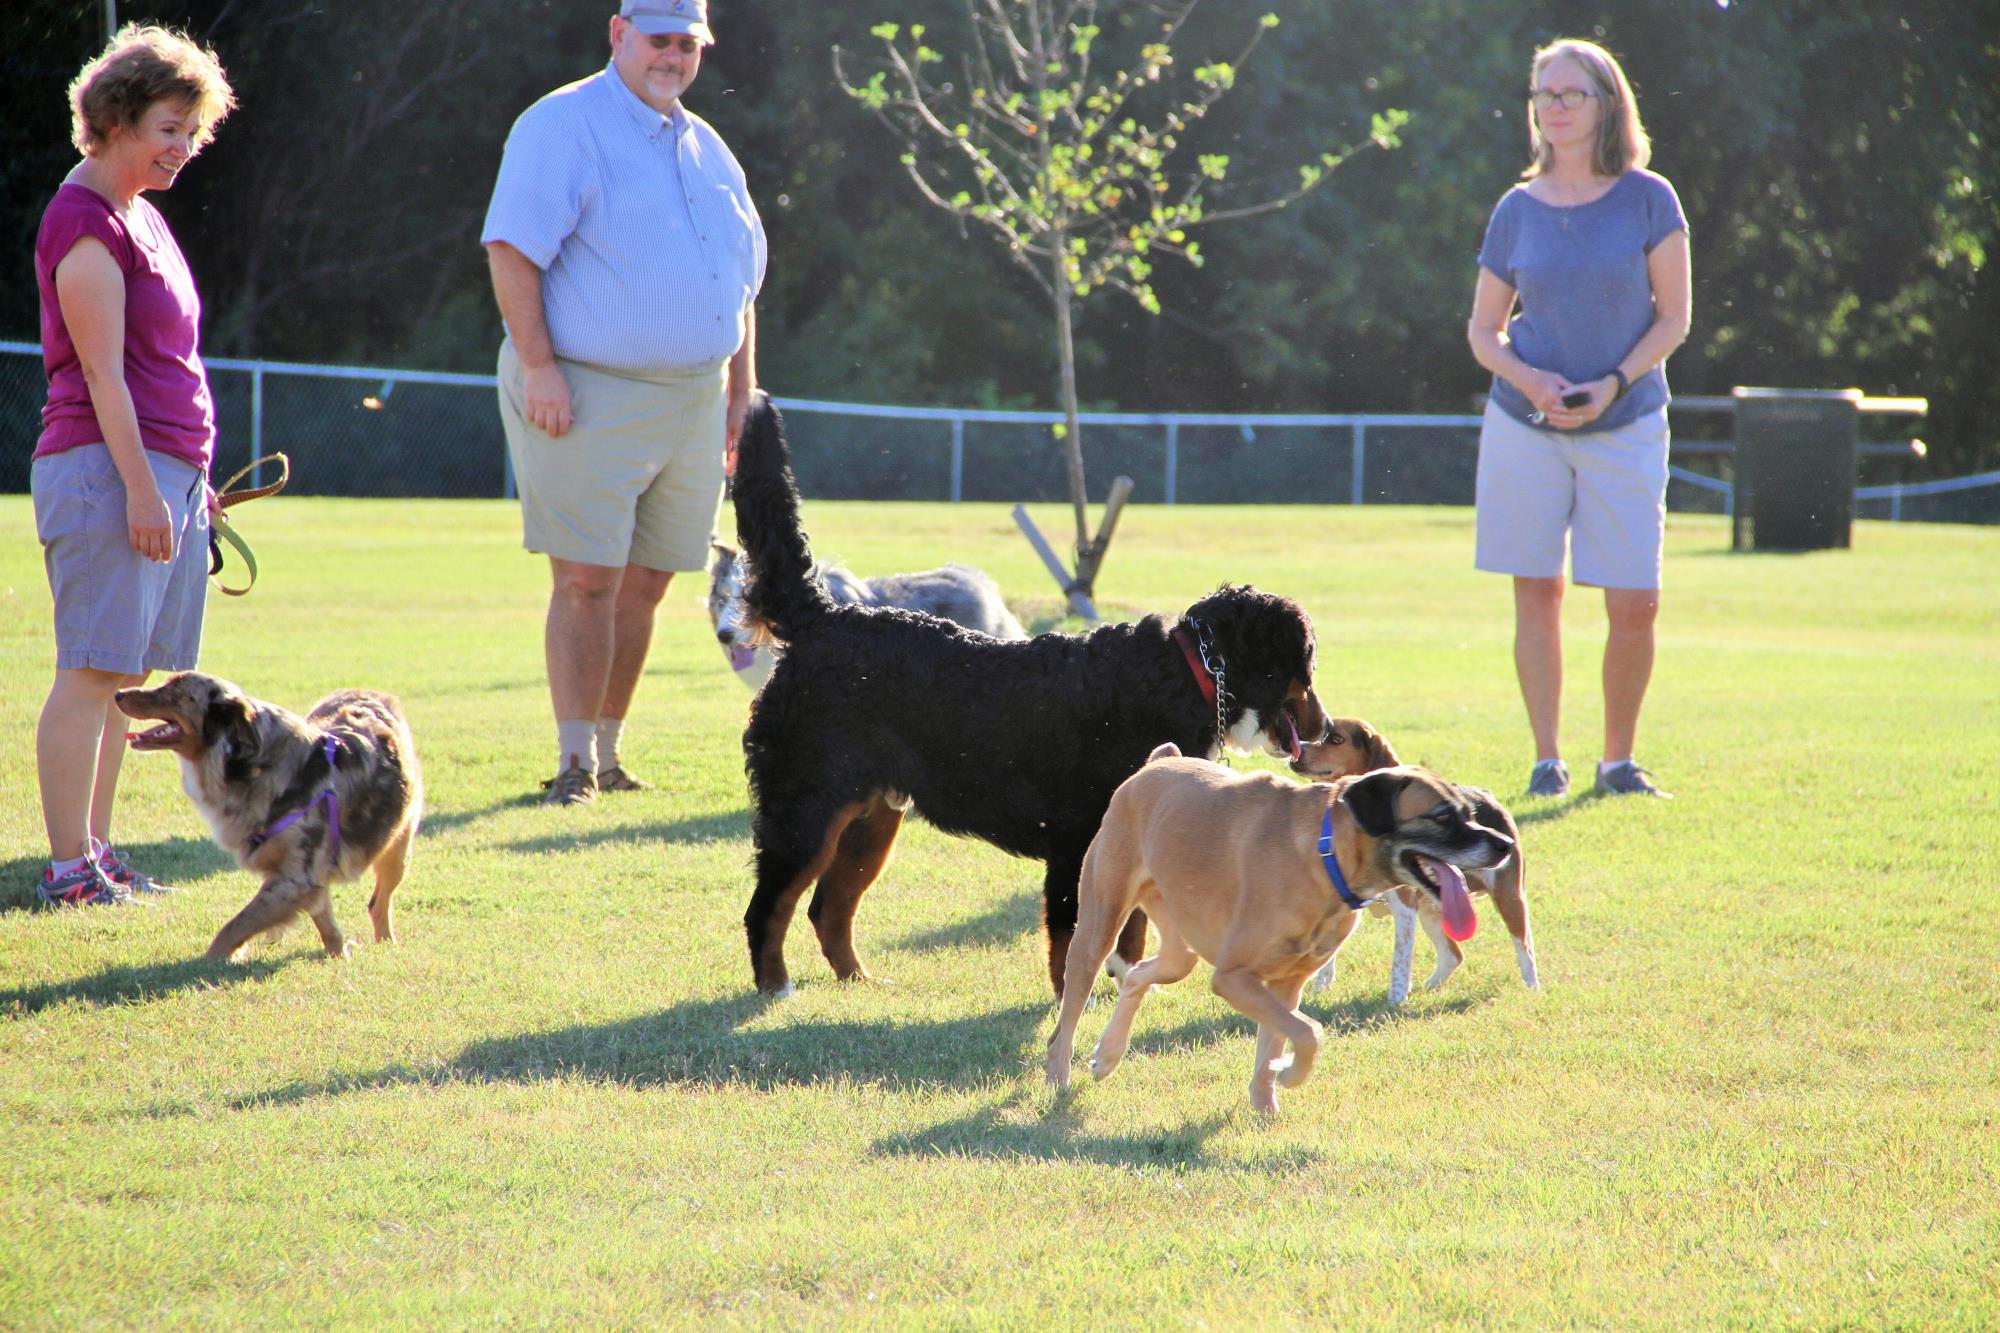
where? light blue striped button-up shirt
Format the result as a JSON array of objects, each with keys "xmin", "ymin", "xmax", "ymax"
[{"xmin": 482, "ymin": 64, "xmax": 766, "ymax": 374}]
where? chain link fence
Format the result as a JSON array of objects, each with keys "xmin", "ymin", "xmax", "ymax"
[{"xmin": 3, "ymin": 342, "xmax": 1985, "ymax": 519}]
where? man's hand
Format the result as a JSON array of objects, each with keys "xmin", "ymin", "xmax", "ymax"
[
  {"xmin": 724, "ymin": 389, "xmax": 753, "ymax": 478},
  {"xmin": 523, "ymin": 362, "xmax": 574, "ymax": 438}
]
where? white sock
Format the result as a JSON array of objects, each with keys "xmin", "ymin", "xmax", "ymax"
[
  {"xmin": 556, "ymin": 720, "xmax": 598, "ymax": 776},
  {"xmin": 595, "ymin": 717, "xmax": 625, "ymax": 774},
  {"xmin": 50, "ymin": 854, "xmax": 92, "ymax": 877}
]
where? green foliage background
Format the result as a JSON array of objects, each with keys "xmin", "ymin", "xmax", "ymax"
[{"xmin": 2, "ymin": 1, "xmax": 1994, "ymax": 468}]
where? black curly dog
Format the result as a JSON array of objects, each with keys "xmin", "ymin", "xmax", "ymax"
[{"xmin": 733, "ymin": 394, "xmax": 1330, "ymax": 998}]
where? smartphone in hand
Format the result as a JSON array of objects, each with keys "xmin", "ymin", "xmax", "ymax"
[{"xmin": 1560, "ymin": 390, "xmax": 1592, "ymax": 408}]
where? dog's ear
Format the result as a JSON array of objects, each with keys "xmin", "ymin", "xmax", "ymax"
[
  {"xmin": 1343, "ymin": 769, "xmax": 1405, "ymax": 839},
  {"xmin": 1182, "ymin": 585, "xmax": 1317, "ymax": 697},
  {"xmin": 203, "ymin": 688, "xmax": 260, "ymax": 765}
]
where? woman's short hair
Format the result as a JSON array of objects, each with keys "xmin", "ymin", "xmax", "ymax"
[
  {"xmin": 69, "ymin": 23, "xmax": 236, "ymax": 156},
  {"xmin": 1523, "ymin": 38, "xmax": 1650, "ymax": 179}
]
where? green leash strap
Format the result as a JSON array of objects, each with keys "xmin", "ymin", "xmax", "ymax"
[
  {"xmin": 208, "ymin": 510, "xmax": 259, "ymax": 596},
  {"xmin": 206, "ymin": 453, "xmax": 290, "ymax": 596}
]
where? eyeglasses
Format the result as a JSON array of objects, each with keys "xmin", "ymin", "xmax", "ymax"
[{"xmin": 1531, "ymin": 88, "xmax": 1600, "ymax": 111}]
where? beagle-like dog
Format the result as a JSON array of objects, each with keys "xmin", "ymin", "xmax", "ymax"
[
  {"xmin": 1291, "ymin": 718, "xmax": 1539, "ymax": 1003},
  {"xmin": 1046, "ymin": 744, "xmax": 1511, "ymax": 1114}
]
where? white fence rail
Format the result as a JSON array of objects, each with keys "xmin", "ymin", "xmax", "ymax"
[{"xmin": 5, "ymin": 342, "xmax": 1991, "ymax": 520}]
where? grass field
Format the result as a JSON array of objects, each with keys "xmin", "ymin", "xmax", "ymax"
[{"xmin": 2, "ymin": 495, "xmax": 1996, "ymax": 1328}]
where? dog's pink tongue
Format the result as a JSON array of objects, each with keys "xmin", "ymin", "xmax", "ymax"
[
  {"xmin": 729, "ymin": 646, "xmax": 757, "ymax": 673},
  {"xmin": 1424, "ymin": 856, "xmax": 1478, "ymax": 942},
  {"xmin": 1284, "ymin": 712, "xmax": 1303, "ymax": 762}
]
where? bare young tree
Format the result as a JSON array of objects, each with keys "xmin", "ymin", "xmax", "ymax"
[{"xmin": 838, "ymin": 0, "xmax": 1405, "ymax": 613}]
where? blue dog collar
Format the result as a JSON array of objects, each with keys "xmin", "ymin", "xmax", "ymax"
[{"xmin": 1318, "ymin": 806, "xmax": 1370, "ymax": 912}]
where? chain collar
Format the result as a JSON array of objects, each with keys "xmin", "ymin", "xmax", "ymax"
[{"xmin": 1187, "ymin": 618, "xmax": 1229, "ymax": 754}]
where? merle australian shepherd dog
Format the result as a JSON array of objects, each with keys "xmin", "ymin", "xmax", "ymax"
[{"xmin": 733, "ymin": 394, "xmax": 1330, "ymax": 998}]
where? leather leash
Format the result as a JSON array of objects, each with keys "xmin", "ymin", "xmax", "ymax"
[{"xmin": 207, "ymin": 453, "xmax": 290, "ymax": 596}]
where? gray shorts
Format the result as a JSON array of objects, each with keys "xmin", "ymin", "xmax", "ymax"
[
  {"xmin": 497, "ymin": 338, "xmax": 728, "ymax": 572},
  {"xmin": 1474, "ymin": 401, "xmax": 1669, "ymax": 590},
  {"xmin": 33, "ymin": 444, "xmax": 209, "ymax": 676}
]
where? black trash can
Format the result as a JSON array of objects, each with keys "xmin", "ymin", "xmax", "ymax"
[{"xmin": 1731, "ymin": 387, "xmax": 1861, "ymax": 551}]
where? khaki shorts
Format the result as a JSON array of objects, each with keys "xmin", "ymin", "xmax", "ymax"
[
  {"xmin": 1474, "ymin": 401, "xmax": 1669, "ymax": 590},
  {"xmin": 498, "ymin": 338, "xmax": 727, "ymax": 571}
]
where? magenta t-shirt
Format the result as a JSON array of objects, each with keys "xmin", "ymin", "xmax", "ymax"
[{"xmin": 34, "ymin": 183, "xmax": 215, "ymax": 470}]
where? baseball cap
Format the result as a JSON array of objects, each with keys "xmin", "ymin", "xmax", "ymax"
[{"xmin": 620, "ymin": 0, "xmax": 714, "ymax": 45}]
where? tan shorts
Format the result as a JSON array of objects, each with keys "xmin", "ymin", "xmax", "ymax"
[
  {"xmin": 498, "ymin": 338, "xmax": 727, "ymax": 571},
  {"xmin": 1474, "ymin": 400, "xmax": 1669, "ymax": 590}
]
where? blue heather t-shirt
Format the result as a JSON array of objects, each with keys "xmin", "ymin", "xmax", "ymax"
[{"xmin": 1478, "ymin": 169, "xmax": 1687, "ymax": 433}]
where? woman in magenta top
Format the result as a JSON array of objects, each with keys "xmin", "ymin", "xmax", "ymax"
[{"xmin": 31, "ymin": 25, "xmax": 235, "ymax": 907}]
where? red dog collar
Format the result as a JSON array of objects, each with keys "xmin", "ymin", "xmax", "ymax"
[{"xmin": 1171, "ymin": 626, "xmax": 1217, "ymax": 706}]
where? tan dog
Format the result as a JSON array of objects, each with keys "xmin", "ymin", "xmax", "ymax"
[
  {"xmin": 1046, "ymin": 744, "xmax": 1512, "ymax": 1113},
  {"xmin": 1291, "ymin": 718, "xmax": 1538, "ymax": 1002},
  {"xmin": 114, "ymin": 672, "xmax": 423, "ymax": 961}
]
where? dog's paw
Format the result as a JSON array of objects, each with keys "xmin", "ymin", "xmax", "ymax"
[
  {"xmin": 1272, "ymin": 1040, "xmax": 1320, "ymax": 1088},
  {"xmin": 1248, "ymin": 1083, "xmax": 1280, "ymax": 1116}
]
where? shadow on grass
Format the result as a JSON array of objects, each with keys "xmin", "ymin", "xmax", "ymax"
[
  {"xmin": 1, "ymin": 952, "xmax": 294, "ymax": 1015},
  {"xmin": 419, "ymin": 796, "xmax": 542, "ymax": 836},
  {"xmin": 499, "ymin": 809, "xmax": 752, "ymax": 854},
  {"xmin": 873, "ymin": 1094, "xmax": 1265, "ymax": 1171},
  {"xmin": 1512, "ymin": 800, "xmax": 1578, "ymax": 827},
  {"xmin": 1114, "ymin": 983, "xmax": 1492, "ymax": 1061},
  {"xmin": 1516, "ymin": 781, "xmax": 1655, "ymax": 824},
  {"xmin": 230, "ymin": 995, "xmax": 1050, "ymax": 1108},
  {"xmin": 0, "ymin": 837, "xmax": 232, "ymax": 916},
  {"xmin": 1506, "ymin": 786, "xmax": 1616, "ymax": 827},
  {"xmin": 892, "ymin": 890, "xmax": 1040, "ymax": 953}
]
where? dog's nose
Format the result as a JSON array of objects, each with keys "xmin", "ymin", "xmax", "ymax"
[{"xmin": 715, "ymin": 629, "xmax": 734, "ymax": 646}]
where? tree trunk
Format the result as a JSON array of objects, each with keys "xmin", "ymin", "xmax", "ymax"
[{"xmin": 1051, "ymin": 234, "xmax": 1092, "ymax": 596}]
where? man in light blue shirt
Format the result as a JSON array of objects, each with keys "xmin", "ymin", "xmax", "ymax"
[{"xmin": 484, "ymin": 0, "xmax": 765, "ymax": 805}]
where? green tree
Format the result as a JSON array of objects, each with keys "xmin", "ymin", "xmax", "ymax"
[{"xmin": 837, "ymin": 0, "xmax": 1404, "ymax": 609}]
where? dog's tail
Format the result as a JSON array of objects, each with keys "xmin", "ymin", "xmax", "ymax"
[{"xmin": 732, "ymin": 391, "xmax": 833, "ymax": 640}]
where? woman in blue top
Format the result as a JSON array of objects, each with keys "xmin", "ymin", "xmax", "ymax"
[{"xmin": 1467, "ymin": 38, "xmax": 1690, "ymax": 800}]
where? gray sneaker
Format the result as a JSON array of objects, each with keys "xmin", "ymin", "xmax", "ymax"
[
  {"xmin": 96, "ymin": 844, "xmax": 176, "ymax": 894},
  {"xmin": 36, "ymin": 860, "xmax": 135, "ymax": 908},
  {"xmin": 1596, "ymin": 760, "xmax": 1672, "ymax": 799},
  {"xmin": 1527, "ymin": 758, "xmax": 1570, "ymax": 798}
]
